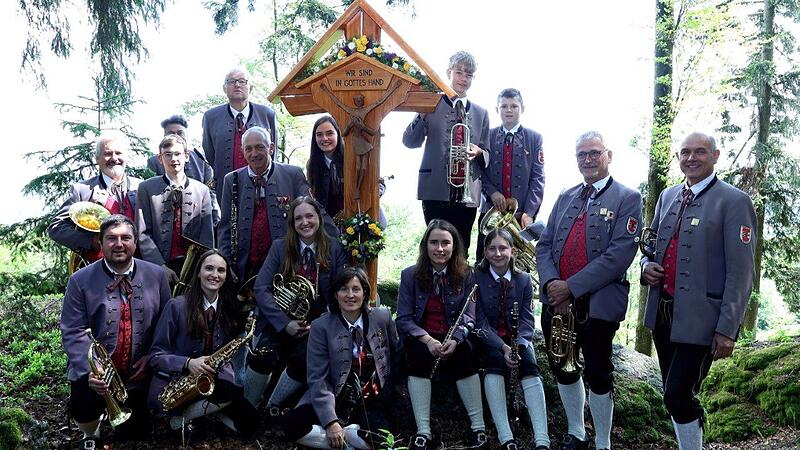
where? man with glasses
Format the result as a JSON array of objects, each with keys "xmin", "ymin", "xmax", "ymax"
[
  {"xmin": 641, "ymin": 132, "xmax": 755, "ymax": 450},
  {"xmin": 148, "ymin": 114, "xmax": 220, "ymax": 226},
  {"xmin": 536, "ymin": 131, "xmax": 641, "ymax": 450},
  {"xmin": 202, "ymin": 67, "xmax": 277, "ymax": 200},
  {"xmin": 136, "ymin": 135, "xmax": 214, "ymax": 283}
]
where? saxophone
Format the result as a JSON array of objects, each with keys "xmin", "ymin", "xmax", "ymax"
[
  {"xmin": 507, "ymin": 301, "xmax": 521, "ymax": 423},
  {"xmin": 86, "ymin": 330, "xmax": 131, "ymax": 427},
  {"xmin": 159, "ymin": 311, "xmax": 256, "ymax": 412}
]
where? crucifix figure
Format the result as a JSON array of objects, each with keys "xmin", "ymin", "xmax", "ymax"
[{"xmin": 321, "ymin": 80, "xmax": 402, "ymax": 198}]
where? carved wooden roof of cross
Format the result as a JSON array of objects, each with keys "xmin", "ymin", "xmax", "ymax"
[{"xmin": 267, "ymin": 0, "xmax": 455, "ymax": 114}]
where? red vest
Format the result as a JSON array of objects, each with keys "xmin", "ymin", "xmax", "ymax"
[
  {"xmin": 111, "ymin": 300, "xmax": 132, "ymax": 376},
  {"xmin": 559, "ymin": 211, "xmax": 589, "ymax": 280},
  {"xmin": 247, "ymin": 198, "xmax": 272, "ymax": 274},
  {"xmin": 168, "ymin": 205, "xmax": 187, "ymax": 261},
  {"xmin": 501, "ymin": 136, "xmax": 514, "ymax": 198},
  {"xmin": 662, "ymin": 235, "xmax": 679, "ymax": 297},
  {"xmin": 233, "ymin": 114, "xmax": 247, "ymax": 171},
  {"xmin": 421, "ymin": 291, "xmax": 449, "ymax": 335}
]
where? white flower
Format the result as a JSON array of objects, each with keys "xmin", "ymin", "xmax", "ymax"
[
  {"xmin": 313, "ymin": 66, "xmax": 320, "ymax": 73},
  {"xmin": 409, "ymin": 67, "xmax": 416, "ymax": 74},
  {"xmin": 366, "ymin": 48, "xmax": 374, "ymax": 56},
  {"xmin": 392, "ymin": 63, "xmax": 399, "ymax": 69},
  {"xmin": 348, "ymin": 42, "xmax": 356, "ymax": 50}
]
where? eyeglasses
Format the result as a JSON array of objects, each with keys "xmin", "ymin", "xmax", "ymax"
[
  {"xmin": 225, "ymin": 79, "xmax": 249, "ymax": 87},
  {"xmin": 160, "ymin": 151, "xmax": 186, "ymax": 160},
  {"xmin": 576, "ymin": 150, "xmax": 607, "ymax": 161}
]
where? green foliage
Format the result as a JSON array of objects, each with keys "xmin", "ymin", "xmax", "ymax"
[
  {"xmin": 376, "ymin": 428, "xmax": 407, "ymax": 450},
  {"xmin": 377, "ymin": 203, "xmax": 425, "ymax": 282},
  {"xmin": 377, "ymin": 280, "xmax": 399, "ymax": 310},
  {"xmin": 614, "ymin": 378, "xmax": 674, "ymax": 445},
  {"xmin": 0, "ymin": 407, "xmax": 32, "ymax": 450},
  {"xmin": 701, "ymin": 341, "xmax": 800, "ymax": 441}
]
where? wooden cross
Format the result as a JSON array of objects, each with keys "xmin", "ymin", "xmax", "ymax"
[{"xmin": 269, "ymin": 0, "xmax": 454, "ymax": 302}]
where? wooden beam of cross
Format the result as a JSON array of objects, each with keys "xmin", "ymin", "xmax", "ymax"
[{"xmin": 268, "ymin": 0, "xmax": 454, "ymax": 303}]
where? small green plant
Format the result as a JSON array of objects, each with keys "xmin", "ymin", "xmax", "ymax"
[{"xmin": 377, "ymin": 428, "xmax": 407, "ymax": 450}]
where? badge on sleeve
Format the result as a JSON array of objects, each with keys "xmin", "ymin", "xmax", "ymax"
[
  {"xmin": 627, "ymin": 217, "xmax": 638, "ymax": 235},
  {"xmin": 538, "ymin": 149, "xmax": 544, "ymax": 164},
  {"xmin": 740, "ymin": 226, "xmax": 752, "ymax": 244}
]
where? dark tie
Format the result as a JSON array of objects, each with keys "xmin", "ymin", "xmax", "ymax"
[
  {"xmin": 351, "ymin": 325, "xmax": 364, "ymax": 372},
  {"xmin": 252, "ymin": 174, "xmax": 267, "ymax": 200},
  {"xmin": 110, "ymin": 182, "xmax": 126, "ymax": 213},
  {"xmin": 329, "ymin": 160, "xmax": 340, "ymax": 195},
  {"xmin": 433, "ymin": 272, "xmax": 444, "ymax": 297},
  {"xmin": 499, "ymin": 277, "xmax": 509, "ymax": 327},
  {"xmin": 302, "ymin": 247, "xmax": 314, "ymax": 273},
  {"xmin": 170, "ymin": 185, "xmax": 183, "ymax": 207},
  {"xmin": 204, "ymin": 307, "xmax": 216, "ymax": 353},
  {"xmin": 505, "ymin": 132, "xmax": 514, "ymax": 145},
  {"xmin": 107, "ymin": 274, "xmax": 133, "ymax": 298},
  {"xmin": 236, "ymin": 113, "xmax": 245, "ymax": 134},
  {"xmin": 579, "ymin": 185, "xmax": 596, "ymax": 214},
  {"xmin": 673, "ymin": 188, "xmax": 695, "ymax": 237}
]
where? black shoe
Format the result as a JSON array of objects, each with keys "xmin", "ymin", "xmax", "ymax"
[
  {"xmin": 77, "ymin": 436, "xmax": 102, "ymax": 450},
  {"xmin": 559, "ymin": 433, "xmax": 589, "ymax": 450},
  {"xmin": 409, "ymin": 433, "xmax": 429, "ymax": 450},
  {"xmin": 471, "ymin": 429, "xmax": 489, "ymax": 449},
  {"xmin": 534, "ymin": 445, "xmax": 551, "ymax": 450},
  {"xmin": 501, "ymin": 439, "xmax": 519, "ymax": 450}
]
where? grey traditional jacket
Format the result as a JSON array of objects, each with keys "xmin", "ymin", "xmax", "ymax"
[
  {"xmin": 395, "ymin": 265, "xmax": 476, "ymax": 343},
  {"xmin": 217, "ymin": 163, "xmax": 312, "ymax": 279},
  {"xmin": 474, "ymin": 269, "xmax": 535, "ymax": 350},
  {"xmin": 642, "ymin": 177, "xmax": 756, "ymax": 346},
  {"xmin": 536, "ymin": 177, "xmax": 642, "ymax": 323},
  {"xmin": 147, "ymin": 149, "xmax": 220, "ymax": 226},
  {"xmin": 201, "ymin": 102, "xmax": 277, "ymax": 199},
  {"xmin": 479, "ymin": 126, "xmax": 545, "ymax": 219},
  {"xmin": 48, "ymin": 175, "xmax": 141, "ymax": 252},
  {"xmin": 298, "ymin": 307, "xmax": 400, "ymax": 427},
  {"xmin": 402, "ymin": 96, "xmax": 490, "ymax": 205},
  {"xmin": 135, "ymin": 176, "xmax": 215, "ymax": 266},
  {"xmin": 60, "ymin": 258, "xmax": 171, "ymax": 382},
  {"xmin": 147, "ymin": 296, "xmax": 236, "ymax": 413},
  {"xmin": 253, "ymin": 237, "xmax": 348, "ymax": 335}
]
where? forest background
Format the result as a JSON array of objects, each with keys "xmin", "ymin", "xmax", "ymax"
[{"xmin": 0, "ymin": 0, "xmax": 798, "ymax": 448}]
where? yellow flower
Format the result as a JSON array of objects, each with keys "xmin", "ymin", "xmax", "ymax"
[
  {"xmin": 352, "ymin": 249, "xmax": 360, "ymax": 256},
  {"xmin": 359, "ymin": 35, "xmax": 368, "ymax": 46},
  {"xmin": 356, "ymin": 42, "xmax": 366, "ymax": 52},
  {"xmin": 403, "ymin": 62, "xmax": 410, "ymax": 72},
  {"xmin": 374, "ymin": 229, "xmax": 382, "ymax": 236},
  {"xmin": 375, "ymin": 46, "xmax": 383, "ymax": 55},
  {"xmin": 337, "ymin": 49, "xmax": 346, "ymax": 59},
  {"xmin": 346, "ymin": 227, "xmax": 355, "ymax": 235}
]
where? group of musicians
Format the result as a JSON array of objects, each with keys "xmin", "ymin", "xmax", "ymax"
[{"xmin": 51, "ymin": 53, "xmax": 756, "ymax": 450}]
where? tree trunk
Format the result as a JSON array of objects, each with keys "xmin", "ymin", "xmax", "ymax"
[
  {"xmin": 742, "ymin": 0, "xmax": 774, "ymax": 334},
  {"xmin": 635, "ymin": 0, "xmax": 676, "ymax": 355}
]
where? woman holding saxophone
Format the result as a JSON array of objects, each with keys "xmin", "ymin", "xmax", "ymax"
[
  {"xmin": 147, "ymin": 249, "xmax": 257, "ymax": 435},
  {"xmin": 475, "ymin": 228, "xmax": 550, "ymax": 450},
  {"xmin": 246, "ymin": 196, "xmax": 348, "ymax": 411},
  {"xmin": 396, "ymin": 219, "xmax": 487, "ymax": 450}
]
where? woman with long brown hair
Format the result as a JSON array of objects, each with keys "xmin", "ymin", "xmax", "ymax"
[
  {"xmin": 306, "ymin": 116, "xmax": 345, "ymax": 220},
  {"xmin": 148, "ymin": 249, "xmax": 257, "ymax": 435},
  {"xmin": 246, "ymin": 196, "xmax": 348, "ymax": 412}
]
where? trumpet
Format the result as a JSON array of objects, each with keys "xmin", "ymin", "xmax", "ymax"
[
  {"xmin": 635, "ymin": 227, "xmax": 658, "ymax": 260},
  {"xmin": 86, "ymin": 330, "xmax": 131, "ymax": 427},
  {"xmin": 447, "ymin": 102, "xmax": 473, "ymax": 204},
  {"xmin": 548, "ymin": 307, "xmax": 582, "ymax": 374}
]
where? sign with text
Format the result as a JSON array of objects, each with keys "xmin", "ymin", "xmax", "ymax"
[{"xmin": 326, "ymin": 60, "xmax": 392, "ymax": 91}]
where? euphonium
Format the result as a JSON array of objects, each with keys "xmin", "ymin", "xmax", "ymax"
[
  {"xmin": 159, "ymin": 311, "xmax": 257, "ymax": 411},
  {"xmin": 272, "ymin": 273, "xmax": 315, "ymax": 321},
  {"xmin": 479, "ymin": 198, "xmax": 539, "ymax": 276},
  {"xmin": 548, "ymin": 308, "xmax": 582, "ymax": 374},
  {"xmin": 172, "ymin": 237, "xmax": 213, "ymax": 297},
  {"xmin": 447, "ymin": 102, "xmax": 473, "ymax": 204},
  {"xmin": 86, "ymin": 330, "xmax": 131, "ymax": 427}
]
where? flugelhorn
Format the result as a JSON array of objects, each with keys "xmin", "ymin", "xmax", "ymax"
[
  {"xmin": 548, "ymin": 307, "xmax": 582, "ymax": 374},
  {"xmin": 86, "ymin": 330, "xmax": 131, "ymax": 427},
  {"xmin": 447, "ymin": 102, "xmax": 473, "ymax": 204}
]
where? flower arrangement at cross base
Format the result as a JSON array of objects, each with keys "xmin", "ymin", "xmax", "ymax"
[
  {"xmin": 339, "ymin": 212, "xmax": 385, "ymax": 264},
  {"xmin": 297, "ymin": 34, "xmax": 436, "ymax": 91}
]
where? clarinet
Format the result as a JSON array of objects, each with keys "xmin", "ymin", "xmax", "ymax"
[
  {"xmin": 230, "ymin": 173, "xmax": 239, "ymax": 276},
  {"xmin": 430, "ymin": 284, "xmax": 478, "ymax": 377},
  {"xmin": 508, "ymin": 301, "xmax": 521, "ymax": 423}
]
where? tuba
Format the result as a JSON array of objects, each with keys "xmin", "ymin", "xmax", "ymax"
[
  {"xmin": 159, "ymin": 311, "xmax": 257, "ymax": 411},
  {"xmin": 86, "ymin": 330, "xmax": 131, "ymax": 427},
  {"xmin": 272, "ymin": 273, "xmax": 315, "ymax": 321},
  {"xmin": 635, "ymin": 227, "xmax": 658, "ymax": 260},
  {"xmin": 479, "ymin": 198, "xmax": 539, "ymax": 277},
  {"xmin": 447, "ymin": 102, "xmax": 473, "ymax": 204},
  {"xmin": 67, "ymin": 201, "xmax": 110, "ymax": 274},
  {"xmin": 548, "ymin": 308, "xmax": 582, "ymax": 374},
  {"xmin": 172, "ymin": 237, "xmax": 213, "ymax": 297}
]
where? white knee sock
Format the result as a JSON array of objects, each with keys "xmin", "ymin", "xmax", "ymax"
[
  {"xmin": 407, "ymin": 376, "xmax": 432, "ymax": 438},
  {"xmin": 267, "ymin": 368, "xmax": 303, "ymax": 407},
  {"xmin": 673, "ymin": 418, "xmax": 703, "ymax": 450},
  {"xmin": 456, "ymin": 373, "xmax": 486, "ymax": 432},
  {"xmin": 76, "ymin": 419, "xmax": 101, "ymax": 438},
  {"xmin": 484, "ymin": 373, "xmax": 513, "ymax": 444},
  {"xmin": 212, "ymin": 411, "xmax": 237, "ymax": 431},
  {"xmin": 522, "ymin": 376, "xmax": 550, "ymax": 448},
  {"xmin": 589, "ymin": 391, "xmax": 613, "ymax": 449},
  {"xmin": 297, "ymin": 424, "xmax": 329, "ymax": 448},
  {"xmin": 170, "ymin": 400, "xmax": 230, "ymax": 430},
  {"xmin": 557, "ymin": 379, "xmax": 586, "ymax": 440},
  {"xmin": 243, "ymin": 368, "xmax": 271, "ymax": 407},
  {"xmin": 344, "ymin": 423, "xmax": 371, "ymax": 449}
]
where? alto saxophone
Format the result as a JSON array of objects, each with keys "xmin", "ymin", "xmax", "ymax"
[
  {"xmin": 430, "ymin": 284, "xmax": 478, "ymax": 377},
  {"xmin": 86, "ymin": 330, "xmax": 131, "ymax": 427},
  {"xmin": 159, "ymin": 311, "xmax": 257, "ymax": 411},
  {"xmin": 507, "ymin": 301, "xmax": 521, "ymax": 423},
  {"xmin": 548, "ymin": 306, "xmax": 582, "ymax": 374}
]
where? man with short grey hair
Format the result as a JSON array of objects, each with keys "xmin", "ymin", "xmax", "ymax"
[
  {"xmin": 202, "ymin": 67, "xmax": 277, "ymax": 200},
  {"xmin": 642, "ymin": 132, "xmax": 756, "ymax": 450},
  {"xmin": 49, "ymin": 132, "xmax": 142, "ymax": 266},
  {"xmin": 536, "ymin": 131, "xmax": 642, "ymax": 450}
]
